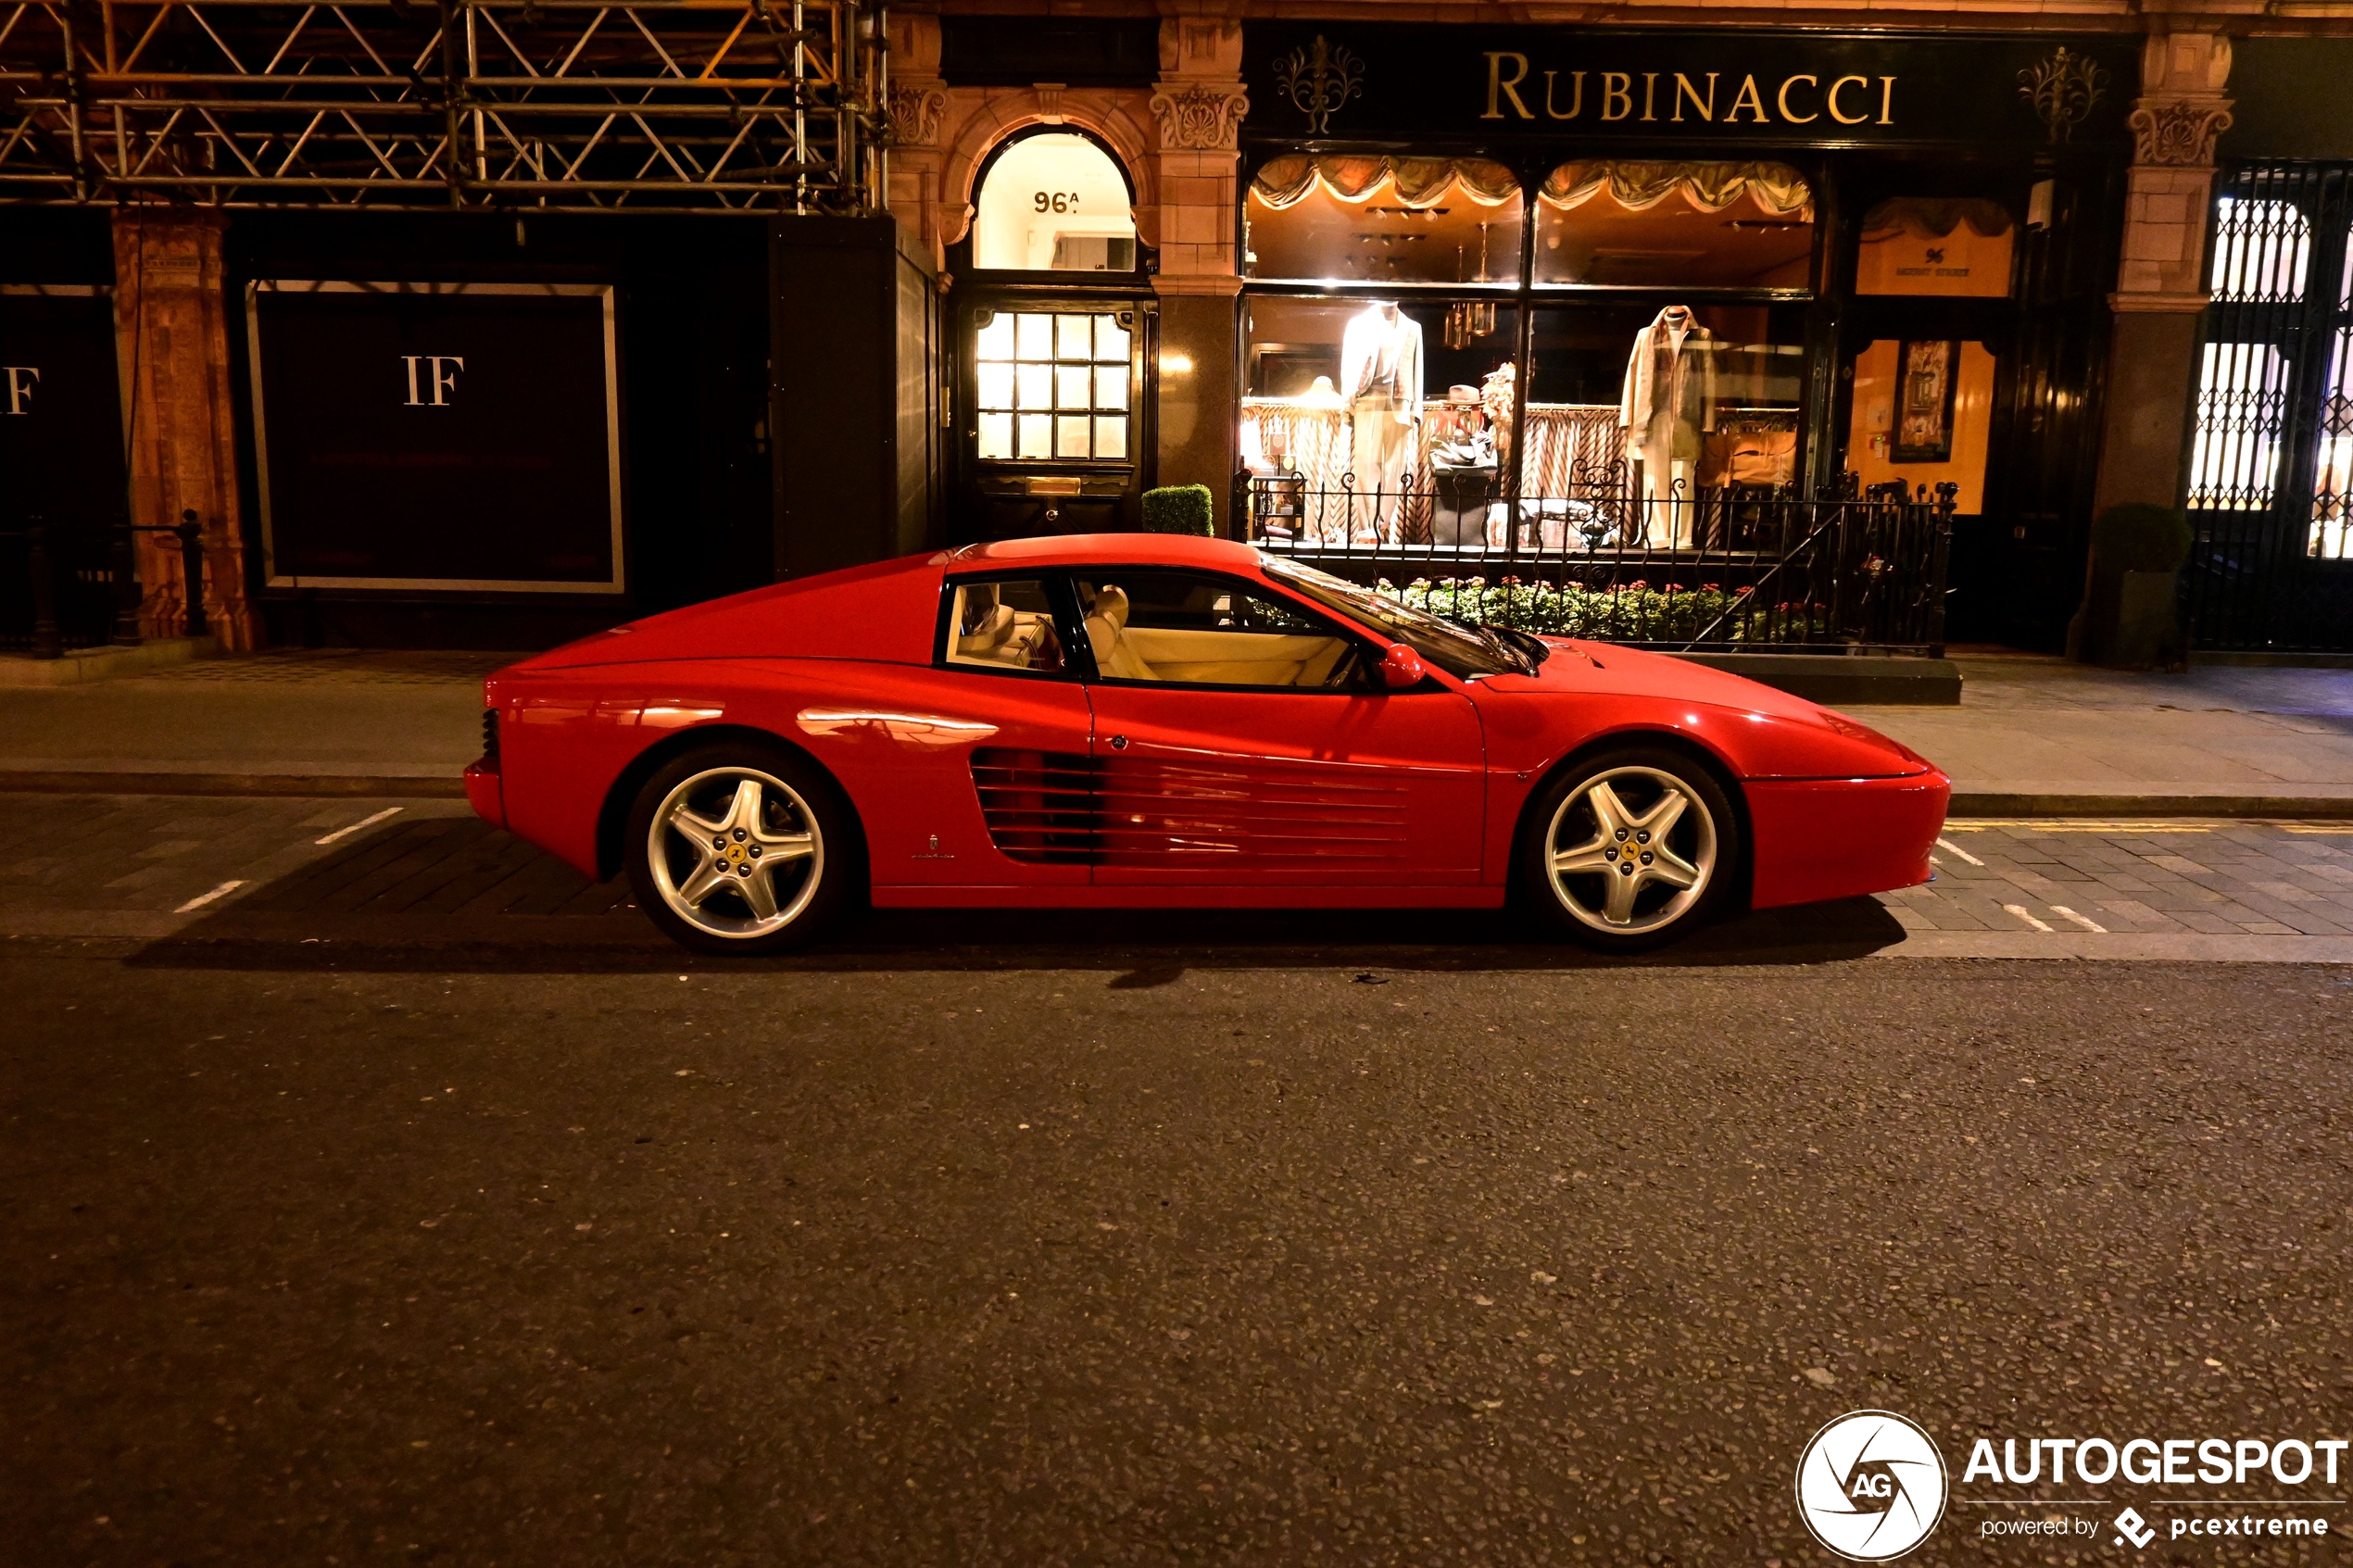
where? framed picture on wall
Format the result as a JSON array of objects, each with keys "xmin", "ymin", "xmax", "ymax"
[
  {"xmin": 246, "ymin": 281, "xmax": 624, "ymax": 593},
  {"xmin": 1893, "ymin": 339, "xmax": 1959, "ymax": 464}
]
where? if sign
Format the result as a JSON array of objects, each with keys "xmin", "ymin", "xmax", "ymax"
[
  {"xmin": 3, "ymin": 365, "xmax": 38, "ymax": 415},
  {"xmin": 402, "ymin": 355, "xmax": 464, "ymax": 407}
]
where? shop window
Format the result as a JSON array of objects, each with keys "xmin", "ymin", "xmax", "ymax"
[
  {"xmin": 2186, "ymin": 342, "xmax": 2290, "ymax": 516},
  {"xmin": 1845, "ymin": 340, "xmax": 1998, "ymax": 512},
  {"xmin": 1075, "ymin": 572, "xmax": 1360, "ymax": 688},
  {"xmin": 1245, "ymin": 157, "xmax": 1524, "ymax": 285},
  {"xmin": 944, "ymin": 580, "xmax": 1068, "ymax": 673},
  {"xmin": 1239, "ymin": 296, "xmax": 1520, "ymax": 546},
  {"xmin": 972, "ymin": 133, "xmax": 1137, "ymax": 272},
  {"xmin": 1523, "ymin": 302, "xmax": 1807, "ymax": 508},
  {"xmin": 2208, "ymin": 198, "xmax": 2310, "ymax": 303},
  {"xmin": 1533, "ymin": 162, "xmax": 1812, "ymax": 290},
  {"xmin": 974, "ymin": 310, "xmax": 1133, "ymax": 462},
  {"xmin": 1855, "ymin": 199, "xmax": 2014, "ymax": 298}
]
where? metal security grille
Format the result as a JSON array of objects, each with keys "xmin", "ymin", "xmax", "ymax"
[
  {"xmin": 0, "ymin": 0, "xmax": 887, "ymax": 212},
  {"xmin": 2185, "ymin": 163, "xmax": 2353, "ymax": 650}
]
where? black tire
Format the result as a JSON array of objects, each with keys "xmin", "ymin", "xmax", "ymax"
[
  {"xmin": 623, "ymin": 741, "xmax": 856, "ymax": 957},
  {"xmin": 1515, "ymin": 745, "xmax": 1742, "ymax": 954}
]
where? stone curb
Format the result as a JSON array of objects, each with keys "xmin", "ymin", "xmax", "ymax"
[
  {"xmin": 0, "ymin": 771, "xmax": 468, "ymax": 797},
  {"xmin": 1947, "ymin": 793, "xmax": 2353, "ymax": 819}
]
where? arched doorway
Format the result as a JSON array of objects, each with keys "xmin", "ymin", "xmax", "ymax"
[{"xmin": 951, "ymin": 127, "xmax": 1155, "ymax": 540}]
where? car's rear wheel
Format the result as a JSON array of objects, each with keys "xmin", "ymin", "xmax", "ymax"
[
  {"xmin": 1518, "ymin": 746, "xmax": 1740, "ymax": 953},
  {"xmin": 625, "ymin": 743, "xmax": 851, "ymax": 956}
]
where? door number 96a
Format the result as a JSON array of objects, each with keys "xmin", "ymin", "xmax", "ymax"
[{"xmin": 1032, "ymin": 192, "xmax": 1080, "ymax": 213}]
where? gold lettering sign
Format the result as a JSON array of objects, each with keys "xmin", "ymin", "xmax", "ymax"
[{"xmin": 1480, "ymin": 51, "xmax": 1898, "ymax": 127}]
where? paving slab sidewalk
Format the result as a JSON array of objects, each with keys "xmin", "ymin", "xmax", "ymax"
[
  {"xmin": 1851, "ymin": 654, "xmax": 2353, "ymax": 816},
  {"xmin": 3, "ymin": 646, "xmax": 2351, "ymax": 815}
]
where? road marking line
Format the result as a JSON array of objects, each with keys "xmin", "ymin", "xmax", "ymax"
[
  {"xmin": 2049, "ymin": 905, "xmax": 2108, "ymax": 934},
  {"xmin": 174, "ymin": 880, "xmax": 246, "ymax": 914},
  {"xmin": 2285, "ymin": 824, "xmax": 2353, "ymax": 834},
  {"xmin": 1935, "ymin": 836, "xmax": 1985, "ymax": 867},
  {"xmin": 1946, "ymin": 821, "xmax": 2215, "ymax": 834},
  {"xmin": 316, "ymin": 807, "xmax": 404, "ymax": 845},
  {"xmin": 2002, "ymin": 903, "xmax": 2055, "ymax": 933}
]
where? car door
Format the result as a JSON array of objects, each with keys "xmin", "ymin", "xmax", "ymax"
[
  {"xmin": 848, "ymin": 571, "xmax": 1096, "ymax": 890},
  {"xmin": 1072, "ymin": 568, "xmax": 1485, "ymax": 888}
]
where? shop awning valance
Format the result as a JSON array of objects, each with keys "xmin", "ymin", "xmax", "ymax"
[
  {"xmin": 1860, "ymin": 196, "xmax": 2016, "ymax": 241},
  {"xmin": 1250, "ymin": 156, "xmax": 1521, "ymax": 211},
  {"xmin": 1539, "ymin": 160, "xmax": 1812, "ymax": 220}
]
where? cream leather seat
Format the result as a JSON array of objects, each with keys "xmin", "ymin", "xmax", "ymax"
[{"xmin": 1084, "ymin": 584, "xmax": 1160, "ymax": 681}]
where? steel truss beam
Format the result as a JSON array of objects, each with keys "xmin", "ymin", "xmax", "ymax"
[{"xmin": 0, "ymin": 0, "xmax": 887, "ymax": 211}]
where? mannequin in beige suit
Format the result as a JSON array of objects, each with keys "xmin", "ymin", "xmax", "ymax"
[{"xmin": 1619, "ymin": 306, "xmax": 1717, "ymax": 547}]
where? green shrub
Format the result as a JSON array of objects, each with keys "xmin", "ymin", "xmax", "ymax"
[
  {"xmin": 1140, "ymin": 484, "xmax": 1215, "ymax": 536},
  {"xmin": 1378, "ymin": 577, "xmax": 1831, "ymax": 645},
  {"xmin": 2090, "ymin": 503, "xmax": 2192, "ymax": 574}
]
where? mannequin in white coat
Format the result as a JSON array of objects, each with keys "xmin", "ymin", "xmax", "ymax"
[{"xmin": 1619, "ymin": 306, "xmax": 1717, "ymax": 547}]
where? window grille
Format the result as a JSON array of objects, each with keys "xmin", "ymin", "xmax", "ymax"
[{"xmin": 2184, "ymin": 164, "xmax": 2353, "ymax": 649}]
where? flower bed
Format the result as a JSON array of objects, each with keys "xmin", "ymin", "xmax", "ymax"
[{"xmin": 1382, "ymin": 577, "xmax": 1832, "ymax": 646}]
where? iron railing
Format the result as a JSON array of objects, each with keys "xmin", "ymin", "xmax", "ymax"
[
  {"xmin": 1238, "ymin": 460, "xmax": 1956, "ymax": 656},
  {"xmin": 2184, "ymin": 161, "xmax": 2353, "ymax": 651},
  {"xmin": 0, "ymin": 512, "xmax": 208, "ymax": 655},
  {"xmin": 0, "ymin": 0, "xmax": 887, "ymax": 212}
]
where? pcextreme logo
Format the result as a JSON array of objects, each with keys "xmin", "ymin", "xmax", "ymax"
[{"xmin": 1795, "ymin": 1410, "xmax": 1951, "ymax": 1562}]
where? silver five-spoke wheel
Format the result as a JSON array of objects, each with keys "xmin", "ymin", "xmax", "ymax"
[
  {"xmin": 645, "ymin": 766, "xmax": 824, "ymax": 939},
  {"xmin": 1525, "ymin": 754, "xmax": 1735, "ymax": 950}
]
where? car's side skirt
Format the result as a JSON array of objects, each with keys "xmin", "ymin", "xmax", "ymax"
[{"xmin": 870, "ymin": 885, "xmax": 1510, "ymax": 910}]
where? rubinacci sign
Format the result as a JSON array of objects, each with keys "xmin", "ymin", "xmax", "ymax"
[{"xmin": 1242, "ymin": 26, "xmax": 2137, "ymax": 148}]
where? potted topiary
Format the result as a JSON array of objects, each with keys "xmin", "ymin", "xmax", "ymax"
[
  {"xmin": 2071, "ymin": 503, "xmax": 2192, "ymax": 670},
  {"xmin": 1140, "ymin": 483, "xmax": 1215, "ymax": 536}
]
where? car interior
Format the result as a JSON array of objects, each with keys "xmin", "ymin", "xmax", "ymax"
[
  {"xmin": 945, "ymin": 581, "xmax": 1065, "ymax": 671},
  {"xmin": 1076, "ymin": 572, "xmax": 1363, "ymax": 688}
]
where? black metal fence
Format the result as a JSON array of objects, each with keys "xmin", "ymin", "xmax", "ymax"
[
  {"xmin": 0, "ymin": 513, "xmax": 212, "ymax": 657},
  {"xmin": 2185, "ymin": 161, "xmax": 2353, "ymax": 652},
  {"xmin": 1237, "ymin": 460, "xmax": 1957, "ymax": 656}
]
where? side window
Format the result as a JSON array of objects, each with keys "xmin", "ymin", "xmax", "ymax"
[
  {"xmin": 1075, "ymin": 571, "xmax": 1367, "ymax": 690},
  {"xmin": 942, "ymin": 578, "xmax": 1069, "ymax": 674}
]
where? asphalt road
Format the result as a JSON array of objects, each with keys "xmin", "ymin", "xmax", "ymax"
[{"xmin": 7, "ymin": 947, "xmax": 2349, "ymax": 1566}]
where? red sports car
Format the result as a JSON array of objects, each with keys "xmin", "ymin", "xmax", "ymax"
[{"xmin": 466, "ymin": 533, "xmax": 1949, "ymax": 955}]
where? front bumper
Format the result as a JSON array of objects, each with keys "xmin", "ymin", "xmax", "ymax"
[{"xmin": 1745, "ymin": 770, "xmax": 1950, "ymax": 910}]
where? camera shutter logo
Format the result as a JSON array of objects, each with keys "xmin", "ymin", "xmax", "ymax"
[{"xmin": 1795, "ymin": 1410, "xmax": 1949, "ymax": 1561}]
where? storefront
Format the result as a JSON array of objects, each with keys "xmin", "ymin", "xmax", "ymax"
[{"xmin": 1228, "ymin": 24, "xmax": 2135, "ymax": 647}]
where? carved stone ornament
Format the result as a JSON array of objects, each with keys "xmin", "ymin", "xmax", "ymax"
[
  {"xmin": 2018, "ymin": 46, "xmax": 2108, "ymax": 146},
  {"xmin": 1149, "ymin": 83, "xmax": 1248, "ymax": 152},
  {"xmin": 2128, "ymin": 99, "xmax": 2234, "ymax": 168},
  {"xmin": 1273, "ymin": 34, "xmax": 1363, "ymax": 136},
  {"xmin": 887, "ymin": 83, "xmax": 947, "ymax": 147}
]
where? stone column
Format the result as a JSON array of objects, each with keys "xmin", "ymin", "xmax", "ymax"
[
  {"xmin": 2090, "ymin": 31, "xmax": 2233, "ymax": 522},
  {"xmin": 111, "ymin": 207, "xmax": 259, "ymax": 649},
  {"xmin": 884, "ymin": 12, "xmax": 950, "ymax": 273},
  {"xmin": 1149, "ymin": 16, "xmax": 1247, "ymax": 533}
]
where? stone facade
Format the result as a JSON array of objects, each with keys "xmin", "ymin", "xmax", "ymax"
[{"xmin": 2092, "ymin": 31, "xmax": 2233, "ymax": 528}]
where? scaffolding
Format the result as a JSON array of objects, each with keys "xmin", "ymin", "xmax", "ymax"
[{"xmin": 0, "ymin": 0, "xmax": 888, "ymax": 211}]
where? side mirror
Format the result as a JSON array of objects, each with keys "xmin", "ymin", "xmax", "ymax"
[{"xmin": 1378, "ymin": 642, "xmax": 1427, "ymax": 690}]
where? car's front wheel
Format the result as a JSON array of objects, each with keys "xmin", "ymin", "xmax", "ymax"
[
  {"xmin": 1518, "ymin": 746, "xmax": 1740, "ymax": 953},
  {"xmin": 624, "ymin": 743, "xmax": 852, "ymax": 956}
]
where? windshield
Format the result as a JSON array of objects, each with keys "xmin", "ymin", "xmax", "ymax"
[{"xmin": 1260, "ymin": 556, "xmax": 1526, "ymax": 679}]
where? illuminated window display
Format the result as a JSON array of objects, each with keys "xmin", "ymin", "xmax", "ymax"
[
  {"xmin": 1533, "ymin": 161, "xmax": 1814, "ymax": 290},
  {"xmin": 1856, "ymin": 198, "xmax": 2015, "ymax": 297},
  {"xmin": 1845, "ymin": 339, "xmax": 1997, "ymax": 512},
  {"xmin": 1245, "ymin": 157, "xmax": 1525, "ymax": 285}
]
